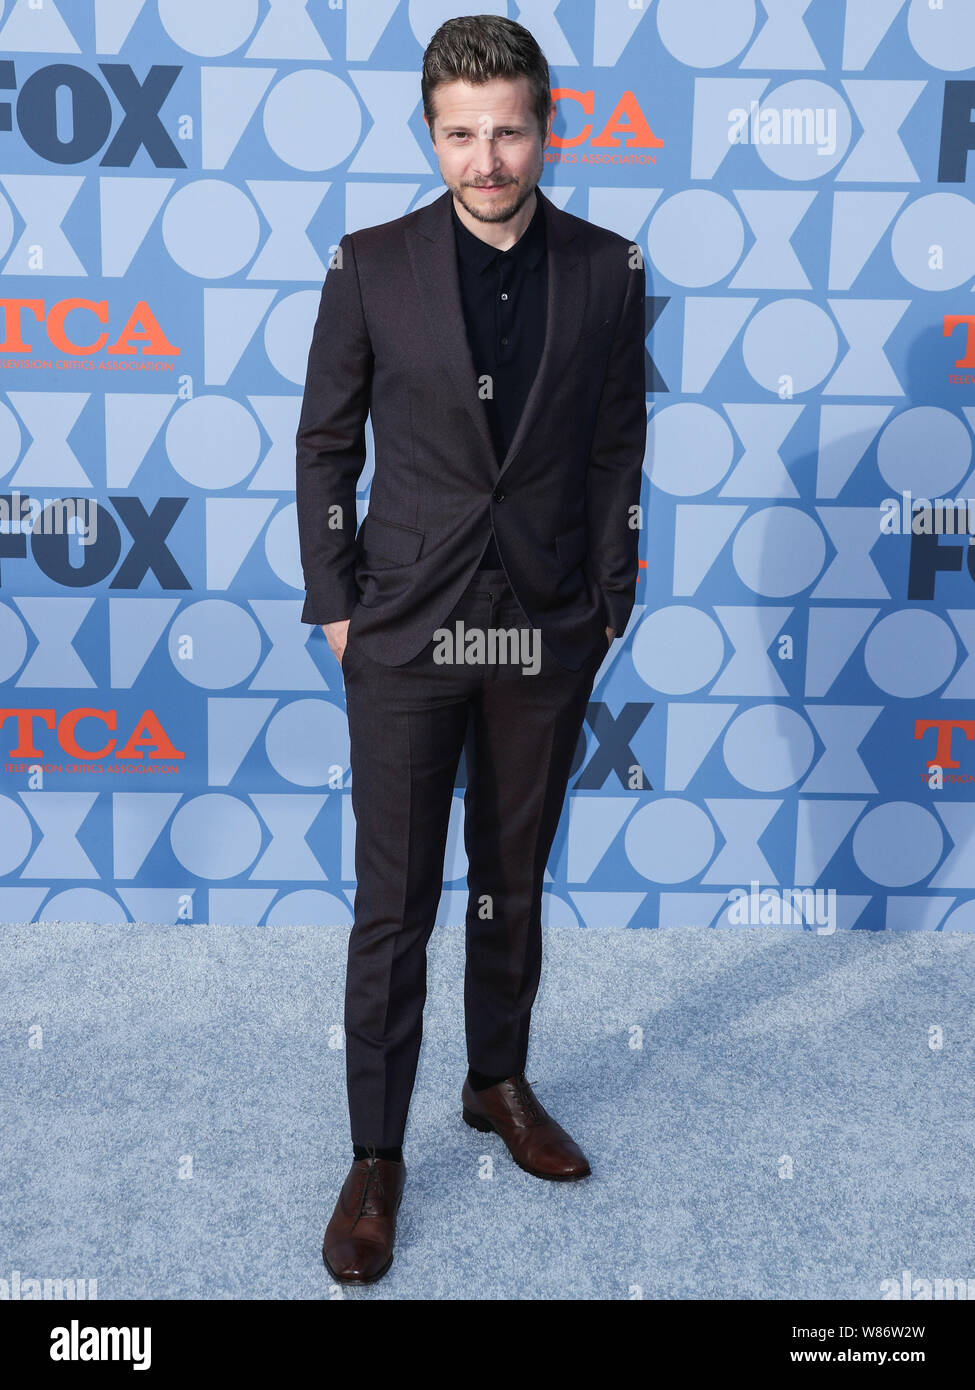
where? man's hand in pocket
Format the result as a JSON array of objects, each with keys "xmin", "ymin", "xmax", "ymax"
[{"xmin": 321, "ymin": 618, "xmax": 351, "ymax": 666}]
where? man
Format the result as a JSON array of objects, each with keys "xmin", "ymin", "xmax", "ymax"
[{"xmin": 295, "ymin": 13, "xmax": 646, "ymax": 1284}]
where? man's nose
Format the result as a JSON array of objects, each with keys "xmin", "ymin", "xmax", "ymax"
[{"xmin": 471, "ymin": 136, "xmax": 502, "ymax": 170}]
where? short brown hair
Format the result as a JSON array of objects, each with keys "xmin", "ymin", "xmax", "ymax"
[{"xmin": 422, "ymin": 14, "xmax": 552, "ymax": 141}]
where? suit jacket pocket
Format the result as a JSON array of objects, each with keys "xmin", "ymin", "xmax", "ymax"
[{"xmin": 360, "ymin": 513, "xmax": 425, "ymax": 568}]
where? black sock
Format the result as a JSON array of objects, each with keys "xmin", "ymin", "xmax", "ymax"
[
  {"xmin": 467, "ymin": 1066, "xmax": 511, "ymax": 1092},
  {"xmin": 353, "ymin": 1143, "xmax": 403, "ymax": 1162}
]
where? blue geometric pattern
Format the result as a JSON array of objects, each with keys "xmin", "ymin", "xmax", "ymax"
[{"xmin": 1, "ymin": 0, "xmax": 975, "ymax": 931}]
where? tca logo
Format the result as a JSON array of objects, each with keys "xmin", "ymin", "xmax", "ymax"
[
  {"xmin": 548, "ymin": 89, "xmax": 663, "ymax": 152},
  {"xmin": 0, "ymin": 298, "xmax": 178, "ymax": 358},
  {"xmin": 0, "ymin": 708, "xmax": 185, "ymax": 761},
  {"xmin": 944, "ymin": 314, "xmax": 975, "ymax": 370},
  {"xmin": 915, "ymin": 718, "xmax": 975, "ymax": 778}
]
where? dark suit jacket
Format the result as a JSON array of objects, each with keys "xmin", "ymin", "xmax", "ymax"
[{"xmin": 295, "ymin": 186, "xmax": 647, "ymax": 670}]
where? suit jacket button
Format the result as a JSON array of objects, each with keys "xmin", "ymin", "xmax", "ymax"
[{"xmin": 493, "ymin": 488, "xmax": 505, "ymax": 502}]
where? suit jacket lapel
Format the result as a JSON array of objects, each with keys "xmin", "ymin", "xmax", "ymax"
[{"xmin": 406, "ymin": 186, "xmax": 588, "ymax": 487}]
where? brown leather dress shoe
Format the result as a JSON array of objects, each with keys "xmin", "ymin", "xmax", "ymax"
[
  {"xmin": 322, "ymin": 1155, "xmax": 406, "ymax": 1283},
  {"xmin": 461, "ymin": 1073, "xmax": 591, "ymax": 1180}
]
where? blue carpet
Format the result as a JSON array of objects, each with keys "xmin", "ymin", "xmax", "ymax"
[{"xmin": 2, "ymin": 922, "xmax": 973, "ymax": 1300}]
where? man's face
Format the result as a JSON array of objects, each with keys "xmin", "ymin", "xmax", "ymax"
[{"xmin": 427, "ymin": 76, "xmax": 554, "ymax": 225}]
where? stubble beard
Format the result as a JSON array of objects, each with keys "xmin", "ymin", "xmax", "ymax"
[{"xmin": 452, "ymin": 158, "xmax": 542, "ymax": 225}]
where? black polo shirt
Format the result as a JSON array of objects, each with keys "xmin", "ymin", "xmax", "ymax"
[{"xmin": 451, "ymin": 193, "xmax": 548, "ymax": 570}]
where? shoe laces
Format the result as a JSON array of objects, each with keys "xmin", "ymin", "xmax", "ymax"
[
  {"xmin": 350, "ymin": 1146, "xmax": 386, "ymax": 1229},
  {"xmin": 512, "ymin": 1073, "xmax": 543, "ymax": 1123}
]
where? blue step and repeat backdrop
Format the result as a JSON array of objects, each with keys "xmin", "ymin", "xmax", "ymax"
[{"xmin": 1, "ymin": 0, "xmax": 974, "ymax": 932}]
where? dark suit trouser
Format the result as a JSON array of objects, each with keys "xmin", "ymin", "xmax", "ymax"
[{"xmin": 340, "ymin": 567, "xmax": 605, "ymax": 1147}]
